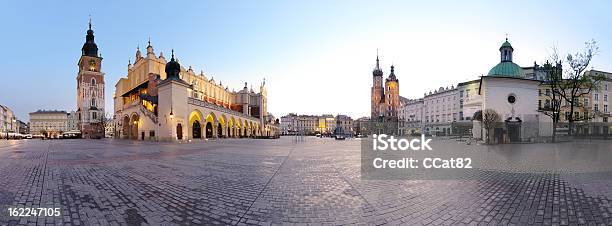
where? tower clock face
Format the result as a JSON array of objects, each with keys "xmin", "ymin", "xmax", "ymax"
[{"xmin": 89, "ymin": 59, "xmax": 97, "ymax": 71}]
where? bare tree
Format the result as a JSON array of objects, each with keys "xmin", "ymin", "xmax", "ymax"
[
  {"xmin": 538, "ymin": 60, "xmax": 563, "ymax": 142},
  {"xmin": 553, "ymin": 40, "xmax": 605, "ymax": 135},
  {"xmin": 482, "ymin": 109, "xmax": 500, "ymax": 144}
]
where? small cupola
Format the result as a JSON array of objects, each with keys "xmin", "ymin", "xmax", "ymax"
[
  {"xmin": 500, "ymin": 38, "xmax": 514, "ymax": 62},
  {"xmin": 165, "ymin": 50, "xmax": 181, "ymax": 80}
]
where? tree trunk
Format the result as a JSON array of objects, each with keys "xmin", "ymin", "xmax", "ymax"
[
  {"xmin": 552, "ymin": 121, "xmax": 557, "ymax": 143},
  {"xmin": 568, "ymin": 103, "xmax": 574, "ymax": 136}
]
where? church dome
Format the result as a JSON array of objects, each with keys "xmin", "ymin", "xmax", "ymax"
[
  {"xmin": 487, "ymin": 38, "xmax": 523, "ymax": 78},
  {"xmin": 165, "ymin": 50, "xmax": 181, "ymax": 79},
  {"xmin": 487, "ymin": 61, "xmax": 524, "ymax": 78},
  {"xmin": 500, "ymin": 40, "xmax": 513, "ymax": 49}
]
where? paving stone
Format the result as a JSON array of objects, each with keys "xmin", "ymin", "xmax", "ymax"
[{"xmin": 0, "ymin": 138, "xmax": 611, "ymax": 225}]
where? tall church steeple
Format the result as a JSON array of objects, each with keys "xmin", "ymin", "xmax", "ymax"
[
  {"xmin": 373, "ymin": 52, "xmax": 383, "ymax": 77},
  {"xmin": 371, "ymin": 52, "xmax": 385, "ymax": 120}
]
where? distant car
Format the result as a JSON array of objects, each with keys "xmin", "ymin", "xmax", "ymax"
[
  {"xmin": 315, "ymin": 133, "xmax": 322, "ymax": 137},
  {"xmin": 335, "ymin": 135, "xmax": 345, "ymax": 140},
  {"xmin": 25, "ymin": 134, "xmax": 32, "ymax": 139}
]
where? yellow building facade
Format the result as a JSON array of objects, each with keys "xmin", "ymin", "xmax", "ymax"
[{"xmin": 113, "ymin": 41, "xmax": 279, "ymax": 141}]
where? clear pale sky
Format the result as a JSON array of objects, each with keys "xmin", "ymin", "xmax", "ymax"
[{"xmin": 1, "ymin": 0, "xmax": 611, "ymax": 121}]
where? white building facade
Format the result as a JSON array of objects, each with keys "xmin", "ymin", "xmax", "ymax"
[{"xmin": 0, "ymin": 105, "xmax": 17, "ymax": 137}]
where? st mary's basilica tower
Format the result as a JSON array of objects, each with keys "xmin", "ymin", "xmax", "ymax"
[{"xmin": 370, "ymin": 54, "xmax": 399, "ymax": 135}]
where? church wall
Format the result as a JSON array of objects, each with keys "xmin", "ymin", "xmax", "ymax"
[
  {"xmin": 481, "ymin": 78, "xmax": 539, "ymax": 121},
  {"xmin": 481, "ymin": 77, "xmax": 544, "ymax": 141}
]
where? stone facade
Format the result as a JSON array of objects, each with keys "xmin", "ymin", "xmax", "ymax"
[
  {"xmin": 76, "ymin": 20, "xmax": 105, "ymax": 139},
  {"xmin": 280, "ymin": 113, "xmax": 353, "ymax": 136},
  {"xmin": 0, "ymin": 105, "xmax": 17, "ymax": 136},
  {"xmin": 29, "ymin": 110, "xmax": 68, "ymax": 138},
  {"xmin": 113, "ymin": 42, "xmax": 278, "ymax": 141}
]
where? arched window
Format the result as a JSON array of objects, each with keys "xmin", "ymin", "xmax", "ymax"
[
  {"xmin": 91, "ymin": 98, "xmax": 96, "ymax": 107},
  {"xmin": 91, "ymin": 78, "xmax": 96, "ymax": 85}
]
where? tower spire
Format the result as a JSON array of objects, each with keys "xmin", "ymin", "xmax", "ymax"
[
  {"xmin": 372, "ymin": 49, "xmax": 383, "ymax": 77},
  {"xmin": 82, "ymin": 16, "xmax": 98, "ymax": 57},
  {"xmin": 376, "ymin": 48, "xmax": 380, "ymax": 68}
]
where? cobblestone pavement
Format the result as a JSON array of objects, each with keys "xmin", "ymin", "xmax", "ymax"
[{"xmin": 1, "ymin": 137, "xmax": 612, "ymax": 225}]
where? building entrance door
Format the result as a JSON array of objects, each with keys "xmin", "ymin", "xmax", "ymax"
[
  {"xmin": 206, "ymin": 122, "xmax": 213, "ymax": 138},
  {"xmin": 506, "ymin": 122, "xmax": 521, "ymax": 142},
  {"xmin": 177, "ymin": 124, "xmax": 183, "ymax": 140},
  {"xmin": 193, "ymin": 120, "xmax": 201, "ymax": 139}
]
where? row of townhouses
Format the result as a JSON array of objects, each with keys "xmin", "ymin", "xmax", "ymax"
[{"xmin": 280, "ymin": 113, "xmax": 353, "ymax": 136}]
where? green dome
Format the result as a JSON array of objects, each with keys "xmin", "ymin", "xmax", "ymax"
[
  {"xmin": 501, "ymin": 40, "xmax": 512, "ymax": 48},
  {"xmin": 487, "ymin": 61, "xmax": 524, "ymax": 78}
]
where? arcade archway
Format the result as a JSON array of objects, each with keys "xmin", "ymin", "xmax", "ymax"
[
  {"xmin": 205, "ymin": 122, "xmax": 213, "ymax": 138},
  {"xmin": 192, "ymin": 120, "xmax": 201, "ymax": 139},
  {"xmin": 130, "ymin": 114, "xmax": 140, "ymax": 140}
]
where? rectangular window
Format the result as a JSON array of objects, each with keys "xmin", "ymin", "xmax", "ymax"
[
  {"xmin": 546, "ymin": 89, "xmax": 550, "ymax": 96},
  {"xmin": 595, "ymin": 104, "xmax": 599, "ymax": 111},
  {"xmin": 605, "ymin": 105, "xmax": 609, "ymax": 112},
  {"xmin": 594, "ymin": 93, "xmax": 599, "ymax": 101},
  {"xmin": 605, "ymin": 94, "xmax": 608, "ymax": 102}
]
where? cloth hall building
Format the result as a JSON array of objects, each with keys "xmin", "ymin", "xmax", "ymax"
[{"xmin": 113, "ymin": 41, "xmax": 278, "ymax": 141}]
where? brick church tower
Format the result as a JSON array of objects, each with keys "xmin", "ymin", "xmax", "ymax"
[
  {"xmin": 76, "ymin": 19, "xmax": 105, "ymax": 138},
  {"xmin": 371, "ymin": 55, "xmax": 384, "ymax": 119},
  {"xmin": 370, "ymin": 53, "xmax": 399, "ymax": 135}
]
